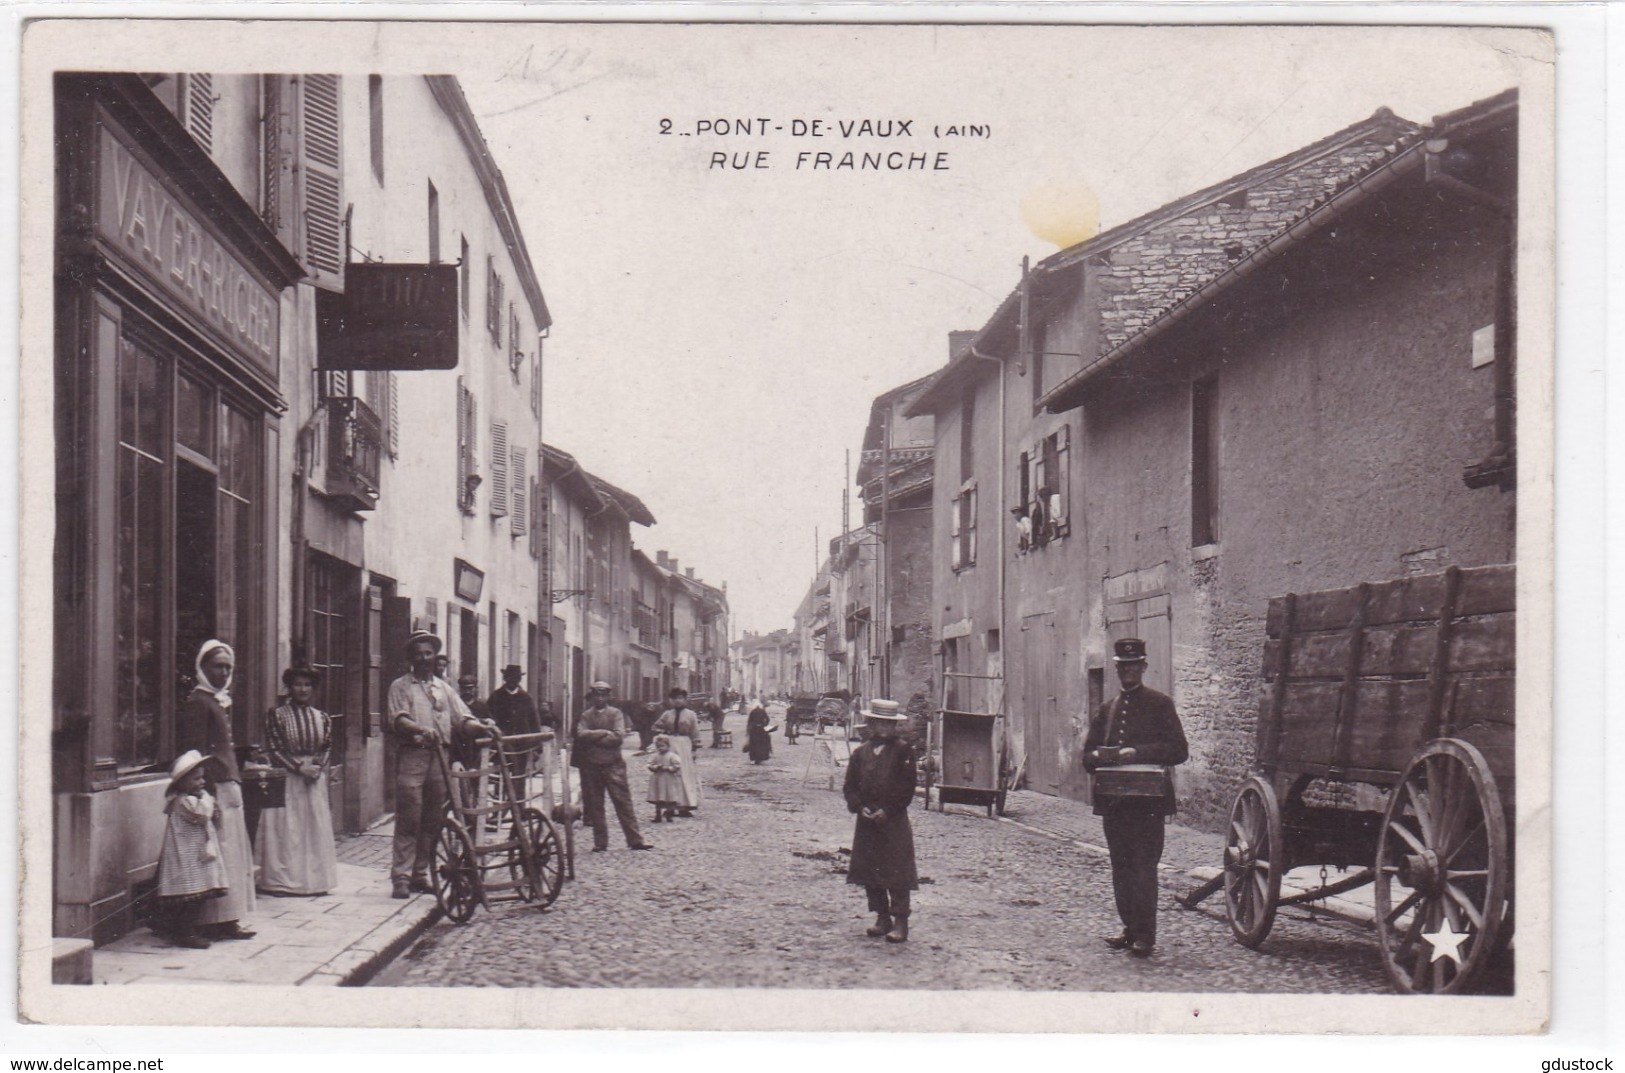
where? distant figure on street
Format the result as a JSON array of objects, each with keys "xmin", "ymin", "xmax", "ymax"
[
  {"xmin": 1082, "ymin": 637, "xmax": 1190, "ymax": 958},
  {"xmin": 573, "ymin": 681, "xmax": 654, "ymax": 852},
  {"xmin": 706, "ymin": 697, "xmax": 728, "ymax": 749},
  {"xmin": 843, "ymin": 699, "xmax": 919, "ymax": 944},
  {"xmin": 645, "ymin": 734, "xmax": 685, "ymax": 823},
  {"xmin": 388, "ymin": 632, "xmax": 496, "ymax": 899},
  {"xmin": 630, "ymin": 701, "xmax": 660, "ymax": 754},
  {"xmin": 151, "ymin": 749, "xmax": 227, "ymax": 949},
  {"xmin": 652, "ymin": 687, "xmax": 704, "ymax": 816},
  {"xmin": 435, "ymin": 653, "xmax": 452, "ymax": 681},
  {"xmin": 744, "ymin": 705, "xmax": 774, "ymax": 764},
  {"xmin": 453, "ymin": 673, "xmax": 490, "ymax": 783}
]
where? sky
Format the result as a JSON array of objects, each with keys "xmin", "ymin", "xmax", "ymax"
[{"xmin": 455, "ymin": 23, "xmax": 1534, "ymax": 635}]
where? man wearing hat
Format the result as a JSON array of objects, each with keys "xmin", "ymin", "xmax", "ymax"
[
  {"xmin": 843, "ymin": 699, "xmax": 919, "ymax": 943},
  {"xmin": 386, "ymin": 631, "xmax": 497, "ymax": 898},
  {"xmin": 1082, "ymin": 638, "xmax": 1190, "ymax": 957},
  {"xmin": 572, "ymin": 682, "xmax": 653, "ymax": 851},
  {"xmin": 488, "ymin": 664, "xmax": 548, "ymax": 738}
]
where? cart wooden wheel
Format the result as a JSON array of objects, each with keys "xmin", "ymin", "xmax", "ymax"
[
  {"xmin": 509, "ymin": 807, "xmax": 566, "ymax": 907},
  {"xmin": 1375, "ymin": 738, "xmax": 1508, "ymax": 994},
  {"xmin": 1223, "ymin": 775, "xmax": 1284, "ymax": 948},
  {"xmin": 432, "ymin": 821, "xmax": 480, "ymax": 924}
]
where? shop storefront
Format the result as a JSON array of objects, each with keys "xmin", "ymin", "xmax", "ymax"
[{"xmin": 52, "ymin": 74, "xmax": 303, "ymax": 943}]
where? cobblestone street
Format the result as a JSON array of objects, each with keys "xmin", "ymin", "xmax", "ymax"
[{"xmin": 377, "ymin": 741, "xmax": 1392, "ymax": 992}]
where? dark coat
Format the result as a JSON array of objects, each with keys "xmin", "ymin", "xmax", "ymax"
[
  {"xmin": 176, "ymin": 689, "xmax": 240, "ymax": 784},
  {"xmin": 1081, "ymin": 685, "xmax": 1189, "ymax": 817},
  {"xmin": 487, "ymin": 686, "xmax": 543, "ymax": 737},
  {"xmin": 843, "ymin": 739, "xmax": 919, "ymax": 890},
  {"xmin": 744, "ymin": 708, "xmax": 773, "ymax": 762}
]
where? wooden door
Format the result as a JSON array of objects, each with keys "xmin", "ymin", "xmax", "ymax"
[
  {"xmin": 1021, "ymin": 612, "xmax": 1060, "ymax": 794},
  {"xmin": 1105, "ymin": 593, "xmax": 1173, "ymax": 700}
]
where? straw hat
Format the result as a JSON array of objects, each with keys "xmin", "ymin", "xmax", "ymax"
[
  {"xmin": 862, "ymin": 699, "xmax": 907, "ymax": 722},
  {"xmin": 167, "ymin": 749, "xmax": 208, "ymax": 792}
]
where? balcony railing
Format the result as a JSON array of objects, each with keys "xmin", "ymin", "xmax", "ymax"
[{"xmin": 325, "ymin": 396, "xmax": 382, "ymax": 512}]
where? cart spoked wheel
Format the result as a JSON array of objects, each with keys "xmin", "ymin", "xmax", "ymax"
[
  {"xmin": 1223, "ymin": 775, "xmax": 1283, "ymax": 948},
  {"xmin": 1374, "ymin": 738, "xmax": 1508, "ymax": 995},
  {"xmin": 509, "ymin": 807, "xmax": 566, "ymax": 907},
  {"xmin": 432, "ymin": 821, "xmax": 480, "ymax": 924}
]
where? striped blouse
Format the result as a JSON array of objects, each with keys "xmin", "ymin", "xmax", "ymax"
[{"xmin": 265, "ymin": 701, "xmax": 332, "ymax": 773}]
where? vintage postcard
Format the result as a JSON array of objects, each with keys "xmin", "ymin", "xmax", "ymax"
[{"xmin": 15, "ymin": 14, "xmax": 1560, "ymax": 1037}]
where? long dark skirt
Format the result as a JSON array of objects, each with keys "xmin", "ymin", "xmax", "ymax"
[{"xmin": 746, "ymin": 727, "xmax": 773, "ymax": 763}]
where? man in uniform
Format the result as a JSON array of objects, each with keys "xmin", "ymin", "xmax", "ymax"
[
  {"xmin": 1082, "ymin": 637, "xmax": 1189, "ymax": 957},
  {"xmin": 572, "ymin": 681, "xmax": 653, "ymax": 852},
  {"xmin": 488, "ymin": 664, "xmax": 544, "ymax": 737},
  {"xmin": 388, "ymin": 632, "xmax": 496, "ymax": 899}
]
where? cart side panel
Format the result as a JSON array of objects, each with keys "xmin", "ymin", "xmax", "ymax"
[
  {"xmin": 1455, "ymin": 564, "xmax": 1517, "ymax": 616},
  {"xmin": 939, "ymin": 713, "xmax": 997, "ymax": 792},
  {"xmin": 1449, "ymin": 620, "xmax": 1516, "ymax": 673},
  {"xmin": 1273, "ymin": 682, "xmax": 1341, "ymax": 767}
]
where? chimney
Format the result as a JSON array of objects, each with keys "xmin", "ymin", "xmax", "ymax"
[
  {"xmin": 656, "ymin": 551, "xmax": 670, "ymax": 569},
  {"xmin": 669, "ymin": 559, "xmax": 679, "ymax": 576},
  {"xmin": 685, "ymin": 567, "xmax": 696, "ymax": 580},
  {"xmin": 949, "ymin": 330, "xmax": 978, "ymax": 360}
]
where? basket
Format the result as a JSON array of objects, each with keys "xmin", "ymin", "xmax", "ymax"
[
  {"xmin": 1092, "ymin": 763, "xmax": 1171, "ymax": 799},
  {"xmin": 240, "ymin": 768, "xmax": 287, "ymax": 809}
]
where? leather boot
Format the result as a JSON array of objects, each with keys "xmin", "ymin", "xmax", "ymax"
[
  {"xmin": 865, "ymin": 914, "xmax": 893, "ymax": 938},
  {"xmin": 885, "ymin": 917, "xmax": 909, "ymax": 943}
]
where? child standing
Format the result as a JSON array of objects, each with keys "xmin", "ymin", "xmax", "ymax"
[
  {"xmin": 154, "ymin": 749, "xmax": 228, "ymax": 949},
  {"xmin": 646, "ymin": 734, "xmax": 685, "ymax": 823}
]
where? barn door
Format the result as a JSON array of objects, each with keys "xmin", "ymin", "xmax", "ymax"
[
  {"xmin": 1105, "ymin": 593, "xmax": 1173, "ymax": 700},
  {"xmin": 1021, "ymin": 612, "xmax": 1060, "ymax": 794}
]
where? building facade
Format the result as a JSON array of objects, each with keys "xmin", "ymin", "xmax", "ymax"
[
  {"xmin": 50, "ymin": 72, "xmax": 552, "ymax": 943},
  {"xmin": 905, "ymin": 104, "xmax": 1513, "ymax": 822}
]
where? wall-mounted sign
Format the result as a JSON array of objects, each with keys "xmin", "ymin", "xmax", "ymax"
[
  {"xmin": 453, "ymin": 558, "xmax": 485, "ymax": 603},
  {"xmin": 95, "ymin": 125, "xmax": 281, "ymax": 376},
  {"xmin": 318, "ymin": 263, "xmax": 459, "ymax": 370}
]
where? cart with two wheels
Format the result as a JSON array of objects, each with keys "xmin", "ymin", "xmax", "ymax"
[
  {"xmin": 1209, "ymin": 564, "xmax": 1515, "ymax": 994},
  {"xmin": 430, "ymin": 729, "xmax": 568, "ymax": 923}
]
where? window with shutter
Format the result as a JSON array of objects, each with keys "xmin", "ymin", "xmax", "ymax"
[
  {"xmin": 298, "ymin": 74, "xmax": 345, "ymax": 288},
  {"xmin": 457, "ymin": 377, "xmax": 477, "ymax": 514},
  {"xmin": 510, "ymin": 447, "xmax": 527, "ymax": 535},
  {"xmin": 460, "ymin": 236, "xmax": 470, "ymax": 318},
  {"xmin": 182, "ymin": 73, "xmax": 214, "ymax": 153},
  {"xmin": 531, "ymin": 337, "xmax": 542, "ymax": 415},
  {"xmin": 490, "ymin": 420, "xmax": 509, "ymax": 517},
  {"xmin": 486, "ymin": 257, "xmax": 503, "ymax": 345}
]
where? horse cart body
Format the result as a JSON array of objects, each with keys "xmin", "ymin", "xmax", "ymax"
[
  {"xmin": 1219, "ymin": 565, "xmax": 1516, "ymax": 994},
  {"xmin": 431, "ymin": 730, "xmax": 567, "ymax": 923}
]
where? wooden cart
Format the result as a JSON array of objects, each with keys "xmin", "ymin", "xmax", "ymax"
[
  {"xmin": 924, "ymin": 671, "xmax": 1014, "ymax": 818},
  {"xmin": 1210, "ymin": 565, "xmax": 1515, "ymax": 994},
  {"xmin": 431, "ymin": 730, "xmax": 567, "ymax": 923}
]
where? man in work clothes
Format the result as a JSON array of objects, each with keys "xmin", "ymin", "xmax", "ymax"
[
  {"xmin": 573, "ymin": 681, "xmax": 654, "ymax": 852},
  {"xmin": 488, "ymin": 664, "xmax": 545, "ymax": 737},
  {"xmin": 1082, "ymin": 637, "xmax": 1190, "ymax": 957},
  {"xmin": 843, "ymin": 699, "xmax": 919, "ymax": 944},
  {"xmin": 388, "ymin": 632, "xmax": 495, "ymax": 899}
]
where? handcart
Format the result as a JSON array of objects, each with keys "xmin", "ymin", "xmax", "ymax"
[
  {"xmin": 1192, "ymin": 565, "xmax": 1515, "ymax": 994},
  {"xmin": 924, "ymin": 671, "xmax": 1014, "ymax": 818},
  {"xmin": 431, "ymin": 729, "xmax": 567, "ymax": 924}
]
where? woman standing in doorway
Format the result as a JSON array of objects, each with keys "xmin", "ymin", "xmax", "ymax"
[
  {"xmin": 174, "ymin": 639, "xmax": 257, "ymax": 941},
  {"xmin": 255, "ymin": 666, "xmax": 339, "ymax": 896}
]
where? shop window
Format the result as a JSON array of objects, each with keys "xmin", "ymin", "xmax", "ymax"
[
  {"xmin": 112, "ymin": 333, "xmax": 264, "ymax": 772},
  {"xmin": 308, "ymin": 552, "xmax": 358, "ymax": 765}
]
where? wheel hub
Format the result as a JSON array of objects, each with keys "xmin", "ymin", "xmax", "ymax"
[{"xmin": 1397, "ymin": 848, "xmax": 1443, "ymax": 893}]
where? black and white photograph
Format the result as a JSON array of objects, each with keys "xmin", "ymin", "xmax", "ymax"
[{"xmin": 11, "ymin": 11, "xmax": 1586, "ymax": 1043}]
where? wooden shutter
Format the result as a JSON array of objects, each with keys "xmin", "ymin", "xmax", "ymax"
[
  {"xmin": 298, "ymin": 74, "xmax": 345, "ymax": 288},
  {"xmin": 510, "ymin": 447, "xmax": 527, "ymax": 535},
  {"xmin": 183, "ymin": 73, "xmax": 214, "ymax": 153},
  {"xmin": 490, "ymin": 420, "xmax": 509, "ymax": 517},
  {"xmin": 387, "ymin": 372, "xmax": 400, "ymax": 459}
]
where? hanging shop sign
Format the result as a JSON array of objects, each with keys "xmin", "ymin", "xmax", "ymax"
[{"xmin": 317, "ymin": 263, "xmax": 460, "ymax": 370}]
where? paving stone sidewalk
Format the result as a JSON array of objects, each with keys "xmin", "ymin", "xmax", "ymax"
[{"xmin": 89, "ymin": 825, "xmax": 438, "ymax": 986}]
